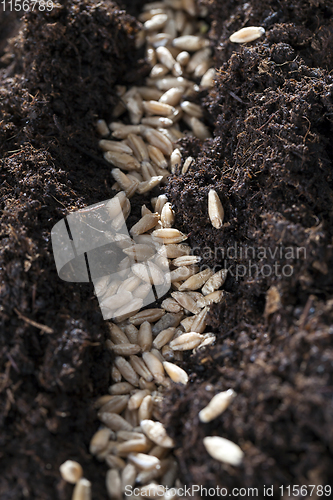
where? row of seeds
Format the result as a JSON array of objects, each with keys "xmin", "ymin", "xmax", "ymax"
[{"xmin": 59, "ymin": 0, "xmax": 257, "ymax": 497}]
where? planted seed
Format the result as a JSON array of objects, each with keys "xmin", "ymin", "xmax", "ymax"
[
  {"xmin": 128, "ymin": 389, "xmax": 151, "ymax": 411},
  {"xmin": 133, "ymin": 283, "xmax": 153, "ymax": 300},
  {"xmin": 138, "ymin": 321, "xmax": 153, "ymax": 351},
  {"xmin": 110, "ymin": 343, "xmax": 141, "ymax": 356},
  {"xmin": 132, "ymin": 262, "xmax": 165, "ymax": 285},
  {"xmin": 161, "ymin": 243, "xmax": 190, "ymax": 258},
  {"xmin": 123, "ymin": 244, "xmax": 155, "ymax": 262},
  {"xmin": 140, "ymin": 419, "xmax": 175, "ymax": 448},
  {"xmin": 171, "ymin": 291, "xmax": 201, "ymax": 314},
  {"xmin": 59, "ymin": 460, "xmax": 83, "ymax": 484},
  {"xmin": 191, "ymin": 306, "xmax": 209, "ymax": 333},
  {"xmin": 199, "ymin": 389, "xmax": 236, "ymax": 423},
  {"xmin": 96, "ymin": 119, "xmax": 109, "ymax": 137},
  {"xmin": 130, "ymin": 213, "xmax": 160, "ymax": 237},
  {"xmin": 105, "ymin": 455, "xmax": 126, "ymax": 470},
  {"xmin": 161, "ymin": 202, "xmax": 175, "ymax": 228},
  {"xmin": 159, "ymin": 87, "xmax": 184, "ymax": 106},
  {"xmin": 170, "ymin": 265, "xmax": 199, "ymax": 282},
  {"xmin": 89, "ymin": 428, "xmax": 113, "ymax": 455},
  {"xmin": 229, "ymin": 26, "xmax": 265, "ymax": 44},
  {"xmin": 130, "ymin": 354, "xmax": 154, "ymax": 381},
  {"xmin": 150, "ymin": 63, "xmax": 169, "ymax": 79},
  {"xmin": 208, "ymin": 189, "xmax": 224, "ymax": 229},
  {"xmin": 142, "ymin": 116, "xmax": 173, "ymax": 128},
  {"xmin": 127, "ymin": 133, "xmax": 149, "ymax": 162},
  {"xmin": 156, "ymin": 46, "xmax": 176, "ymax": 70},
  {"xmin": 121, "ymin": 464, "xmax": 137, "ymax": 492},
  {"xmin": 72, "ymin": 478, "xmax": 91, "ymax": 500},
  {"xmin": 182, "ymin": 156, "xmax": 194, "ymax": 174},
  {"xmin": 179, "ymin": 268, "xmax": 213, "ymax": 291},
  {"xmin": 144, "ymin": 13, "xmax": 168, "ymax": 31},
  {"xmin": 106, "ymin": 469, "xmax": 122, "ymax": 500},
  {"xmin": 189, "ymin": 116, "xmax": 211, "ymax": 140},
  {"xmin": 115, "ymin": 437, "xmax": 151, "ymax": 456},
  {"xmin": 169, "ymin": 332, "xmax": 204, "ymax": 351},
  {"xmin": 203, "ymin": 436, "xmax": 244, "ymax": 466},
  {"xmin": 109, "ymin": 382, "xmax": 135, "ymax": 395},
  {"xmin": 138, "ymin": 395, "xmax": 153, "ymax": 422},
  {"xmin": 109, "ymin": 323, "xmax": 130, "ymax": 345},
  {"xmin": 99, "ymin": 140, "xmax": 132, "ymax": 154},
  {"xmin": 172, "ymin": 35, "xmax": 209, "ymax": 51},
  {"xmin": 101, "ymin": 291, "xmax": 133, "ymax": 311},
  {"xmin": 128, "ymin": 452, "xmax": 161, "ymax": 470},
  {"xmin": 111, "ymin": 169, "xmax": 132, "ymax": 190},
  {"xmin": 130, "ymin": 309, "xmax": 165, "ymax": 325},
  {"xmin": 114, "ymin": 356, "xmax": 140, "ymax": 387},
  {"xmin": 151, "ymin": 312, "xmax": 183, "ymax": 335},
  {"xmin": 143, "ymin": 100, "xmax": 175, "ymax": 117},
  {"xmin": 152, "ymin": 228, "xmax": 187, "ymax": 244},
  {"xmin": 161, "ymin": 297, "xmax": 183, "ymax": 313},
  {"xmin": 163, "ymin": 361, "xmax": 188, "ymax": 385},
  {"xmin": 143, "ymin": 128, "xmax": 174, "ymax": 156},
  {"xmin": 153, "ymin": 327, "xmax": 176, "ymax": 349},
  {"xmin": 99, "ymin": 395, "xmax": 129, "ymax": 415},
  {"xmin": 180, "ymin": 101, "xmax": 203, "ymax": 118},
  {"xmin": 137, "ymin": 175, "xmax": 164, "ymax": 194},
  {"xmin": 142, "ymin": 352, "xmax": 165, "ymax": 384},
  {"xmin": 98, "ymin": 412, "xmax": 133, "ymax": 432},
  {"xmin": 200, "ymin": 67, "xmax": 215, "ymax": 88}
]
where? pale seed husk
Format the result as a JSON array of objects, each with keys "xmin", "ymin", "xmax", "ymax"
[
  {"xmin": 161, "ymin": 243, "xmax": 190, "ymax": 258},
  {"xmin": 114, "ymin": 437, "xmax": 152, "ymax": 456},
  {"xmin": 109, "ymin": 382, "xmax": 135, "ymax": 395},
  {"xmin": 197, "ymin": 290, "xmax": 226, "ymax": 308},
  {"xmin": 128, "ymin": 452, "xmax": 161, "ymax": 470},
  {"xmin": 59, "ymin": 460, "xmax": 83, "ymax": 484},
  {"xmin": 99, "ymin": 140, "xmax": 133, "ymax": 154},
  {"xmin": 191, "ymin": 306, "xmax": 209, "ymax": 333},
  {"xmin": 200, "ymin": 67, "xmax": 215, "ymax": 88},
  {"xmin": 143, "ymin": 128, "xmax": 174, "ymax": 156},
  {"xmin": 130, "ymin": 213, "xmax": 160, "ymax": 237},
  {"xmin": 161, "ymin": 297, "xmax": 183, "ymax": 313},
  {"xmin": 105, "ymin": 191, "xmax": 128, "ymax": 219},
  {"xmin": 111, "ymin": 168, "xmax": 132, "ymax": 190},
  {"xmin": 142, "ymin": 352, "xmax": 165, "ymax": 384},
  {"xmin": 170, "ymin": 265, "xmax": 199, "ymax": 282},
  {"xmin": 100, "ymin": 290, "xmax": 133, "ymax": 311},
  {"xmin": 123, "ymin": 244, "xmax": 156, "ymax": 262},
  {"xmin": 201, "ymin": 269, "xmax": 227, "ymax": 295},
  {"xmin": 105, "ymin": 455, "xmax": 126, "ymax": 470},
  {"xmin": 128, "ymin": 389, "xmax": 151, "ymax": 411},
  {"xmin": 229, "ymin": 26, "xmax": 265, "ymax": 44},
  {"xmin": 203, "ymin": 436, "xmax": 244, "ymax": 466},
  {"xmin": 141, "ymin": 116, "xmax": 173, "ymax": 128},
  {"xmin": 182, "ymin": 155, "xmax": 194, "ymax": 174},
  {"xmin": 143, "ymin": 100, "xmax": 175, "ymax": 117},
  {"xmin": 180, "ymin": 100, "xmax": 203, "ymax": 118},
  {"xmin": 144, "ymin": 13, "xmax": 168, "ymax": 31},
  {"xmin": 111, "ymin": 124, "xmax": 143, "ymax": 139},
  {"xmin": 140, "ymin": 419, "xmax": 175, "ymax": 448},
  {"xmin": 121, "ymin": 463, "xmax": 137, "ymax": 492},
  {"xmin": 131, "ymin": 262, "xmax": 165, "ymax": 285},
  {"xmin": 113, "ymin": 298, "xmax": 144, "ymax": 321},
  {"xmin": 171, "ymin": 291, "xmax": 201, "ymax": 314},
  {"xmin": 199, "ymin": 389, "xmax": 236, "ymax": 423},
  {"xmin": 208, "ymin": 189, "xmax": 224, "ymax": 229},
  {"xmin": 147, "ymin": 143, "xmax": 168, "ymax": 169},
  {"xmin": 178, "ymin": 267, "xmax": 214, "ymax": 291},
  {"xmin": 89, "ymin": 428, "xmax": 113, "ymax": 455},
  {"xmin": 118, "ymin": 276, "xmax": 142, "ymax": 294},
  {"xmin": 94, "ymin": 395, "xmax": 114, "ymax": 409},
  {"xmin": 127, "ymin": 133, "xmax": 149, "ymax": 162},
  {"xmin": 186, "ymin": 47, "xmax": 211, "ymax": 73},
  {"xmin": 110, "ymin": 343, "xmax": 141, "ymax": 356},
  {"xmin": 172, "ymin": 255, "xmax": 201, "ymax": 267},
  {"xmin": 159, "ymin": 87, "xmax": 184, "ymax": 106},
  {"xmin": 172, "ymin": 35, "xmax": 209, "ymax": 51},
  {"xmin": 154, "ymin": 194, "xmax": 169, "ymax": 214},
  {"xmin": 163, "ymin": 361, "xmax": 188, "ymax": 385},
  {"xmin": 189, "ymin": 116, "xmax": 211, "ymax": 140},
  {"xmin": 106, "ymin": 469, "xmax": 122, "ymax": 500},
  {"xmin": 137, "ymin": 86, "xmax": 163, "ymax": 100},
  {"xmin": 138, "ymin": 395, "xmax": 153, "ymax": 422},
  {"xmin": 124, "ymin": 406, "xmax": 139, "ymax": 428},
  {"xmin": 152, "ymin": 228, "xmax": 187, "ymax": 244},
  {"xmin": 137, "ymin": 175, "xmax": 164, "ymax": 194},
  {"xmin": 109, "ymin": 323, "xmax": 131, "ymax": 345},
  {"xmin": 169, "ymin": 332, "xmax": 204, "ymax": 351},
  {"xmin": 72, "ymin": 478, "xmax": 92, "ymax": 500},
  {"xmin": 133, "ymin": 283, "xmax": 153, "ymax": 300},
  {"xmin": 156, "ymin": 46, "xmax": 176, "ymax": 70}
]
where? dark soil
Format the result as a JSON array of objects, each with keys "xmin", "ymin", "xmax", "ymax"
[{"xmin": 0, "ymin": 0, "xmax": 332, "ymax": 499}]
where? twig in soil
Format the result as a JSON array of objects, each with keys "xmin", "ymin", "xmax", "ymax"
[{"xmin": 14, "ymin": 308, "xmax": 54, "ymax": 334}]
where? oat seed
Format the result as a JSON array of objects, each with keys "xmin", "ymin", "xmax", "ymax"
[
  {"xmin": 130, "ymin": 354, "xmax": 154, "ymax": 381},
  {"xmin": 208, "ymin": 189, "xmax": 224, "ymax": 229},
  {"xmin": 229, "ymin": 26, "xmax": 265, "ymax": 44},
  {"xmin": 99, "ymin": 412, "xmax": 133, "ymax": 432},
  {"xmin": 130, "ymin": 213, "xmax": 160, "ymax": 236},
  {"xmin": 169, "ymin": 331, "xmax": 203, "ymax": 350},
  {"xmin": 114, "ymin": 356, "xmax": 140, "ymax": 387},
  {"xmin": 131, "ymin": 309, "xmax": 165, "ymax": 326},
  {"xmin": 109, "ymin": 382, "xmax": 135, "ymax": 395},
  {"xmin": 203, "ymin": 436, "xmax": 244, "ymax": 466},
  {"xmin": 89, "ymin": 428, "xmax": 113, "ymax": 456},
  {"xmin": 199, "ymin": 389, "xmax": 236, "ymax": 423}
]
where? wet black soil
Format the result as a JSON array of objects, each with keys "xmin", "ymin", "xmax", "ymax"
[{"xmin": 1, "ymin": 0, "xmax": 333, "ymax": 499}]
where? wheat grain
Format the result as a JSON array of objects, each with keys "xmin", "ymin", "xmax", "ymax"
[
  {"xmin": 153, "ymin": 327, "xmax": 176, "ymax": 349},
  {"xmin": 121, "ymin": 463, "xmax": 137, "ymax": 492},
  {"xmin": 109, "ymin": 382, "xmax": 135, "ymax": 395},
  {"xmin": 59, "ymin": 460, "xmax": 83, "ymax": 484},
  {"xmin": 140, "ymin": 419, "xmax": 175, "ymax": 448},
  {"xmin": 169, "ymin": 332, "xmax": 203, "ymax": 350},
  {"xmin": 163, "ymin": 361, "xmax": 188, "ymax": 385},
  {"xmin": 130, "ymin": 355, "xmax": 154, "ymax": 382},
  {"xmin": 128, "ymin": 452, "xmax": 161, "ymax": 470},
  {"xmin": 96, "ymin": 119, "xmax": 109, "ymax": 137},
  {"xmin": 72, "ymin": 478, "xmax": 92, "ymax": 500},
  {"xmin": 229, "ymin": 26, "xmax": 265, "ymax": 44},
  {"xmin": 199, "ymin": 389, "xmax": 236, "ymax": 423},
  {"xmin": 144, "ymin": 13, "xmax": 168, "ymax": 31},
  {"xmin": 208, "ymin": 189, "xmax": 224, "ymax": 229},
  {"xmin": 171, "ymin": 291, "xmax": 201, "ymax": 314},
  {"xmin": 142, "ymin": 351, "xmax": 165, "ymax": 384},
  {"xmin": 99, "ymin": 395, "xmax": 130, "ymax": 415},
  {"xmin": 151, "ymin": 311, "xmax": 183, "ymax": 335},
  {"xmin": 161, "ymin": 297, "xmax": 183, "ymax": 313},
  {"xmin": 99, "ymin": 412, "xmax": 133, "ymax": 432},
  {"xmin": 105, "ymin": 454, "xmax": 126, "ymax": 470},
  {"xmin": 203, "ymin": 436, "xmax": 244, "ymax": 466},
  {"xmin": 89, "ymin": 428, "xmax": 113, "ymax": 456},
  {"xmin": 114, "ymin": 356, "xmax": 140, "ymax": 387}
]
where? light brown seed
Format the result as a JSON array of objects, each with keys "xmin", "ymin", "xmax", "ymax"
[
  {"xmin": 133, "ymin": 283, "xmax": 152, "ymax": 300},
  {"xmin": 208, "ymin": 189, "xmax": 224, "ymax": 229},
  {"xmin": 138, "ymin": 395, "xmax": 153, "ymax": 422},
  {"xmin": 110, "ymin": 343, "xmax": 141, "ymax": 356},
  {"xmin": 113, "ymin": 298, "xmax": 144, "ymax": 322},
  {"xmin": 161, "ymin": 202, "xmax": 175, "ymax": 228},
  {"xmin": 154, "ymin": 194, "xmax": 168, "ymax": 214},
  {"xmin": 145, "ymin": 46, "xmax": 157, "ymax": 65},
  {"xmin": 180, "ymin": 101, "xmax": 203, "ymax": 118},
  {"xmin": 98, "ymin": 412, "xmax": 133, "ymax": 432},
  {"xmin": 150, "ymin": 63, "xmax": 168, "ymax": 79},
  {"xmin": 131, "ymin": 262, "xmax": 165, "ymax": 285},
  {"xmin": 143, "ymin": 127, "xmax": 174, "ymax": 156},
  {"xmin": 114, "ymin": 356, "xmax": 140, "ymax": 387},
  {"xmin": 130, "ymin": 355, "xmax": 154, "ymax": 382},
  {"xmin": 159, "ymin": 87, "xmax": 184, "ymax": 107},
  {"xmin": 172, "ymin": 255, "xmax": 201, "ymax": 267},
  {"xmin": 130, "ymin": 213, "xmax": 160, "ymax": 237},
  {"xmin": 161, "ymin": 243, "xmax": 190, "ymax": 258},
  {"xmin": 199, "ymin": 389, "xmax": 236, "ymax": 423},
  {"xmin": 121, "ymin": 463, "xmax": 137, "ymax": 492},
  {"xmin": 99, "ymin": 395, "xmax": 130, "ymax": 415},
  {"xmin": 123, "ymin": 406, "xmax": 139, "ymax": 428},
  {"xmin": 104, "ymin": 151, "xmax": 141, "ymax": 172},
  {"xmin": 137, "ymin": 87, "xmax": 163, "ymax": 100},
  {"xmin": 106, "ymin": 469, "xmax": 122, "ymax": 500},
  {"xmin": 110, "ymin": 124, "xmax": 142, "ymax": 139},
  {"xmin": 142, "ymin": 352, "xmax": 165, "ymax": 384},
  {"xmin": 123, "ymin": 324, "xmax": 139, "ymax": 344},
  {"xmin": 111, "ymin": 169, "xmax": 132, "ymax": 190},
  {"xmin": 179, "ymin": 268, "xmax": 214, "ymax": 291},
  {"xmin": 127, "ymin": 133, "xmax": 149, "ymax": 162},
  {"xmin": 99, "ymin": 140, "xmax": 133, "ymax": 154},
  {"xmin": 181, "ymin": 155, "xmax": 194, "ymax": 174},
  {"xmin": 89, "ymin": 428, "xmax": 113, "ymax": 455},
  {"xmin": 156, "ymin": 46, "xmax": 176, "ymax": 70},
  {"xmin": 138, "ymin": 321, "xmax": 153, "ymax": 352},
  {"xmin": 191, "ymin": 306, "xmax": 209, "ymax": 333},
  {"xmin": 94, "ymin": 395, "xmax": 114, "ymax": 409},
  {"xmin": 117, "ymin": 430, "xmax": 144, "ymax": 442},
  {"xmin": 186, "ymin": 47, "xmax": 211, "ymax": 73},
  {"xmin": 172, "ymin": 35, "xmax": 209, "ymax": 51},
  {"xmin": 72, "ymin": 478, "xmax": 92, "ymax": 500},
  {"xmin": 139, "ymin": 379, "xmax": 157, "ymax": 392},
  {"xmin": 109, "ymin": 323, "xmax": 131, "ymax": 345},
  {"xmin": 176, "ymin": 51, "xmax": 190, "ymax": 65},
  {"xmin": 123, "ymin": 244, "xmax": 156, "ymax": 262},
  {"xmin": 137, "ymin": 175, "xmax": 164, "ymax": 194},
  {"xmin": 200, "ymin": 67, "xmax": 215, "ymax": 88},
  {"xmin": 188, "ymin": 116, "xmax": 211, "ymax": 140},
  {"xmin": 128, "ymin": 390, "xmax": 151, "ymax": 411},
  {"xmin": 163, "ymin": 361, "xmax": 188, "ymax": 385},
  {"xmin": 109, "ymin": 382, "xmax": 135, "ymax": 395},
  {"xmin": 140, "ymin": 419, "xmax": 175, "ymax": 448},
  {"xmin": 202, "ymin": 268, "xmax": 227, "ymax": 294},
  {"xmin": 229, "ymin": 26, "xmax": 265, "ymax": 44},
  {"xmin": 141, "ymin": 116, "xmax": 174, "ymax": 128},
  {"xmin": 195, "ymin": 333, "xmax": 216, "ymax": 351},
  {"xmin": 170, "ymin": 265, "xmax": 199, "ymax": 282},
  {"xmin": 128, "ymin": 452, "xmax": 161, "ymax": 470},
  {"xmin": 112, "ymin": 101, "xmax": 126, "ymax": 118},
  {"xmin": 147, "ymin": 145, "xmax": 168, "ymax": 169},
  {"xmin": 169, "ymin": 332, "xmax": 204, "ymax": 351},
  {"xmin": 152, "ymin": 76, "xmax": 192, "ymax": 90},
  {"xmin": 144, "ymin": 13, "xmax": 168, "ymax": 31},
  {"xmin": 130, "ymin": 309, "xmax": 165, "ymax": 326},
  {"xmin": 171, "ymin": 291, "xmax": 201, "ymax": 314},
  {"xmin": 143, "ymin": 100, "xmax": 175, "ymax": 117},
  {"xmin": 105, "ymin": 191, "xmax": 128, "ymax": 219},
  {"xmin": 152, "ymin": 228, "xmax": 187, "ymax": 244},
  {"xmin": 115, "ymin": 437, "xmax": 152, "ymax": 456},
  {"xmin": 161, "ymin": 297, "xmax": 183, "ymax": 313},
  {"xmin": 105, "ymin": 455, "xmax": 126, "ymax": 470},
  {"xmin": 59, "ymin": 460, "xmax": 83, "ymax": 484},
  {"xmin": 203, "ymin": 436, "xmax": 244, "ymax": 466},
  {"xmin": 153, "ymin": 327, "xmax": 176, "ymax": 350},
  {"xmin": 101, "ymin": 291, "xmax": 133, "ymax": 311},
  {"xmin": 194, "ymin": 59, "xmax": 211, "ymax": 78},
  {"xmin": 96, "ymin": 119, "xmax": 109, "ymax": 137},
  {"xmin": 182, "ymin": 0, "xmax": 196, "ymax": 16}
]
